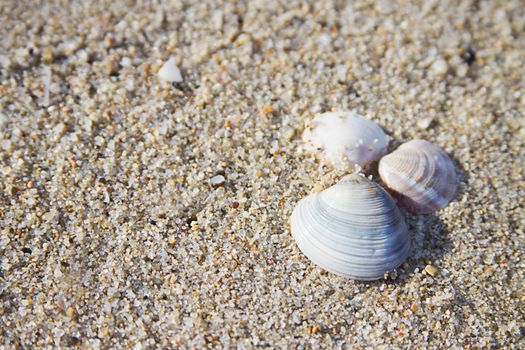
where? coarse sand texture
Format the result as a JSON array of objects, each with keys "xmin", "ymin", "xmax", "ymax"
[{"xmin": 1, "ymin": 1, "xmax": 524, "ymax": 349}]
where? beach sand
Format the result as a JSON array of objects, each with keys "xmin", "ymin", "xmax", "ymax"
[{"xmin": 1, "ymin": 1, "xmax": 524, "ymax": 348}]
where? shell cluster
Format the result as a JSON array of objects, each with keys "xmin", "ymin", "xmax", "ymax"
[{"xmin": 292, "ymin": 111, "xmax": 458, "ymax": 280}]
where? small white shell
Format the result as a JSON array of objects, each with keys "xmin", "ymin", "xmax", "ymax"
[
  {"xmin": 290, "ymin": 174, "xmax": 410, "ymax": 280},
  {"xmin": 303, "ymin": 111, "xmax": 389, "ymax": 170},
  {"xmin": 158, "ymin": 57, "xmax": 183, "ymax": 83},
  {"xmin": 378, "ymin": 139, "xmax": 457, "ymax": 213}
]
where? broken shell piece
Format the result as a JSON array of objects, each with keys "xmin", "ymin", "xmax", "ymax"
[
  {"xmin": 290, "ymin": 174, "xmax": 411, "ymax": 280},
  {"xmin": 303, "ymin": 111, "xmax": 390, "ymax": 170},
  {"xmin": 378, "ymin": 139, "xmax": 457, "ymax": 213},
  {"xmin": 158, "ymin": 57, "xmax": 183, "ymax": 83}
]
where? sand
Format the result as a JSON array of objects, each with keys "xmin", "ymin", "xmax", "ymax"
[{"xmin": 1, "ymin": 1, "xmax": 524, "ymax": 348}]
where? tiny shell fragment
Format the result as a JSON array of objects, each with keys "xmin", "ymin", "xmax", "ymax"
[{"xmin": 158, "ymin": 56, "xmax": 183, "ymax": 83}]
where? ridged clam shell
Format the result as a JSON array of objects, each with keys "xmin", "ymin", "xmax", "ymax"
[
  {"xmin": 378, "ymin": 140, "xmax": 457, "ymax": 214},
  {"xmin": 303, "ymin": 112, "xmax": 390, "ymax": 170},
  {"xmin": 290, "ymin": 174, "xmax": 410, "ymax": 280}
]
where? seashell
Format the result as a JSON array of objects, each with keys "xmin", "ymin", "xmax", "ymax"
[
  {"xmin": 290, "ymin": 174, "xmax": 410, "ymax": 280},
  {"xmin": 378, "ymin": 139, "xmax": 457, "ymax": 214},
  {"xmin": 158, "ymin": 56, "xmax": 183, "ymax": 83},
  {"xmin": 303, "ymin": 111, "xmax": 390, "ymax": 171}
]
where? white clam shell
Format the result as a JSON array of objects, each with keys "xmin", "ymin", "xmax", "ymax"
[
  {"xmin": 378, "ymin": 139, "xmax": 457, "ymax": 214},
  {"xmin": 290, "ymin": 174, "xmax": 410, "ymax": 280},
  {"xmin": 303, "ymin": 111, "xmax": 390, "ymax": 170}
]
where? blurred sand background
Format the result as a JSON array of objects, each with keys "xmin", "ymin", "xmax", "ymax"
[{"xmin": 1, "ymin": 1, "xmax": 524, "ymax": 348}]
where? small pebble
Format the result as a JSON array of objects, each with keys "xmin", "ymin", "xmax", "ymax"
[
  {"xmin": 210, "ymin": 175, "xmax": 226, "ymax": 187},
  {"xmin": 42, "ymin": 47, "xmax": 54, "ymax": 63},
  {"xmin": 65, "ymin": 307, "xmax": 77, "ymax": 318},
  {"xmin": 312, "ymin": 324, "xmax": 320, "ymax": 334},
  {"xmin": 417, "ymin": 117, "xmax": 433, "ymax": 130},
  {"xmin": 260, "ymin": 105, "xmax": 273, "ymax": 116},
  {"xmin": 456, "ymin": 64, "xmax": 468, "ymax": 78},
  {"xmin": 283, "ymin": 128, "xmax": 295, "ymax": 141},
  {"xmin": 411, "ymin": 303, "xmax": 419, "ymax": 312},
  {"xmin": 120, "ymin": 57, "xmax": 132, "ymax": 67},
  {"xmin": 431, "ymin": 58, "xmax": 448, "ymax": 77},
  {"xmin": 424, "ymin": 264, "xmax": 438, "ymax": 277}
]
